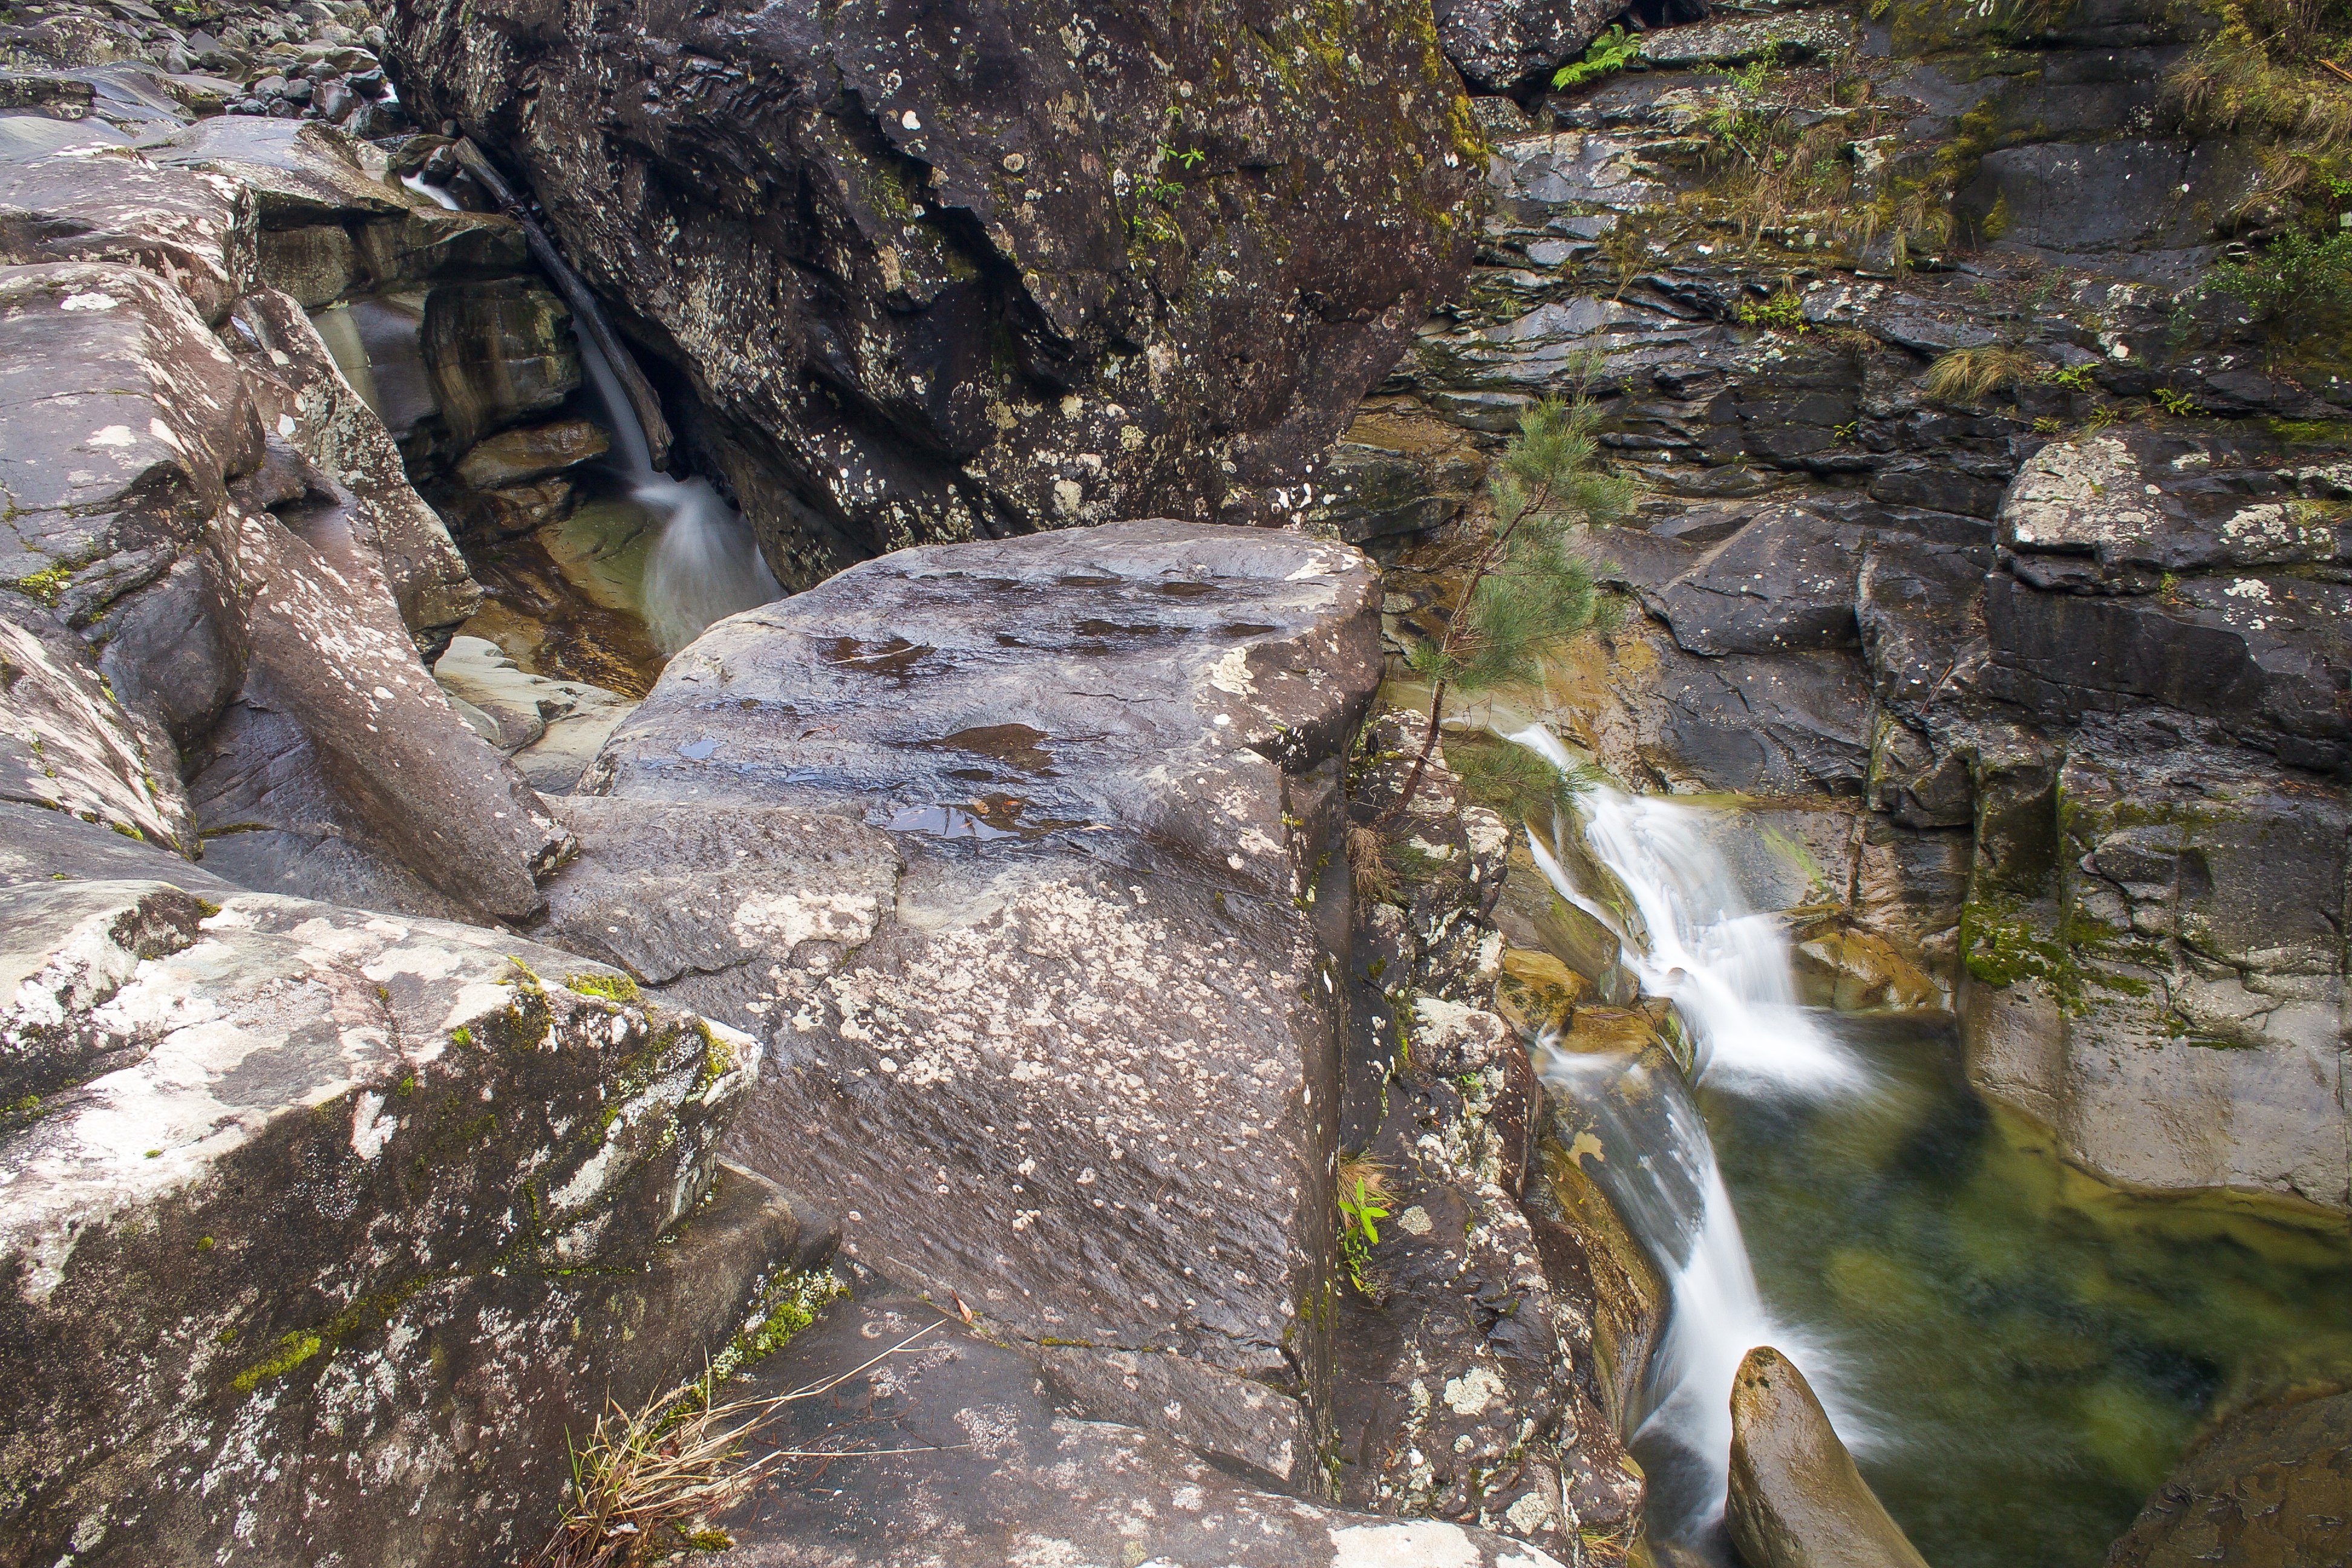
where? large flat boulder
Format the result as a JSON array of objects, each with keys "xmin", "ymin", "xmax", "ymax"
[
  {"xmin": 557, "ymin": 519, "xmax": 1381, "ymax": 1488},
  {"xmin": 1725, "ymin": 1347, "xmax": 1929, "ymax": 1568},
  {"xmin": 0, "ymin": 811, "xmax": 789, "ymax": 1568}
]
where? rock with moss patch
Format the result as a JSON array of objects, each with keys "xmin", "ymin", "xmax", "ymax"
[{"xmin": 0, "ymin": 812, "xmax": 795, "ymax": 1568}]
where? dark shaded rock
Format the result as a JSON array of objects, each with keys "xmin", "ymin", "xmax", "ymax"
[
  {"xmin": 1980, "ymin": 572, "xmax": 2352, "ymax": 774},
  {"xmin": 419, "ymin": 276, "xmax": 579, "ymax": 448},
  {"xmin": 1958, "ymin": 137, "xmax": 2255, "ymax": 277},
  {"xmin": 576, "ymin": 520, "xmax": 1380, "ymax": 1488},
  {"xmin": 387, "ymin": 0, "xmax": 1478, "ymax": 582},
  {"xmin": 440, "ymin": 474, "xmax": 577, "ymax": 541},
  {"xmin": 1726, "ymin": 1346, "xmax": 1929, "ymax": 1568},
  {"xmin": 712, "ymin": 1287, "xmax": 1569, "ymax": 1566},
  {"xmin": 1650, "ymin": 645, "xmax": 1875, "ymax": 797},
  {"xmin": 1650, "ymin": 508, "xmax": 1865, "ymax": 657},
  {"xmin": 1436, "ymin": 0, "xmax": 1619, "ymax": 93},
  {"xmin": 0, "ymin": 839, "xmax": 785, "ymax": 1568},
  {"xmin": 2107, "ymin": 1385, "xmax": 2352, "ymax": 1568}
]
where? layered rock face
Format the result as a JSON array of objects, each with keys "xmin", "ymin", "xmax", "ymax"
[
  {"xmin": 1339, "ymin": 0, "xmax": 2352, "ymax": 1214},
  {"xmin": 382, "ymin": 0, "xmax": 1481, "ymax": 585},
  {"xmin": 0, "ymin": 804, "xmax": 793, "ymax": 1568}
]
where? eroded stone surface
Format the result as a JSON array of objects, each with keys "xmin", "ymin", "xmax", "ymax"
[
  {"xmin": 572, "ymin": 520, "xmax": 1381, "ymax": 1487},
  {"xmin": 384, "ymin": 0, "xmax": 1480, "ymax": 581},
  {"xmin": 0, "ymin": 808, "xmax": 779, "ymax": 1568},
  {"xmin": 712, "ymin": 1289, "xmax": 1570, "ymax": 1568}
]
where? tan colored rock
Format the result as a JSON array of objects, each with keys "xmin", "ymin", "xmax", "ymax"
[
  {"xmin": 1726, "ymin": 1346, "xmax": 1929, "ymax": 1568},
  {"xmin": 456, "ymin": 417, "xmax": 609, "ymax": 488}
]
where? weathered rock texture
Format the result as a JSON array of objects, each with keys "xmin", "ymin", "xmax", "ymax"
[
  {"xmin": 1339, "ymin": 0, "xmax": 2352, "ymax": 1215},
  {"xmin": 2107, "ymin": 1383, "xmax": 2352, "ymax": 1568},
  {"xmin": 552, "ymin": 519, "xmax": 1380, "ymax": 1489},
  {"xmin": 1725, "ymin": 1347, "xmax": 1930, "ymax": 1568},
  {"xmin": 1436, "ymin": 0, "xmax": 1621, "ymax": 94},
  {"xmin": 0, "ymin": 809, "xmax": 787, "ymax": 1568},
  {"xmin": 0, "ymin": 90, "xmax": 587, "ymax": 924},
  {"xmin": 712, "ymin": 1286, "xmax": 1572, "ymax": 1567},
  {"xmin": 384, "ymin": 0, "xmax": 1483, "ymax": 584}
]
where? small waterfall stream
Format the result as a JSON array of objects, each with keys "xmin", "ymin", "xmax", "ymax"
[
  {"xmin": 575, "ymin": 334, "xmax": 782, "ymax": 653},
  {"xmin": 1509, "ymin": 725, "xmax": 1877, "ymax": 1541}
]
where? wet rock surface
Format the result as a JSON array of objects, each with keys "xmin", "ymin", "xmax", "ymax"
[
  {"xmin": 0, "ymin": 807, "xmax": 783, "ymax": 1568},
  {"xmin": 1725, "ymin": 1347, "xmax": 1929, "ymax": 1568},
  {"xmin": 2107, "ymin": 1384, "xmax": 2352, "ymax": 1568},
  {"xmin": 382, "ymin": 0, "xmax": 1480, "ymax": 583}
]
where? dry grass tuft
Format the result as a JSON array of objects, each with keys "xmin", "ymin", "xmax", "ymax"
[
  {"xmin": 1924, "ymin": 344, "xmax": 2041, "ymax": 405},
  {"xmin": 535, "ymin": 1323, "xmax": 939, "ymax": 1568},
  {"xmin": 1337, "ymin": 1148, "xmax": 1392, "ymax": 1209},
  {"xmin": 1347, "ymin": 824, "xmax": 1400, "ymax": 906}
]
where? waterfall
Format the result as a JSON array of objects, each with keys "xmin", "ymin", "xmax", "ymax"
[
  {"xmin": 575, "ymin": 313, "xmax": 780, "ymax": 655},
  {"xmin": 1511, "ymin": 725, "xmax": 1877, "ymax": 1538},
  {"xmin": 400, "ymin": 172, "xmax": 461, "ymax": 211}
]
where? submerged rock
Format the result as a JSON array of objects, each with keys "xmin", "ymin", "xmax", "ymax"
[
  {"xmin": 2108, "ymin": 1383, "xmax": 2352, "ymax": 1568},
  {"xmin": 1726, "ymin": 1346, "xmax": 1929, "ymax": 1568},
  {"xmin": 569, "ymin": 518, "xmax": 1380, "ymax": 1487}
]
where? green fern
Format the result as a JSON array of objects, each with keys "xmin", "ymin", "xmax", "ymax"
[{"xmin": 1553, "ymin": 25, "xmax": 1641, "ymax": 90}]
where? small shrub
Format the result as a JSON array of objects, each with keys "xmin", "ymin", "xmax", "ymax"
[
  {"xmin": 2203, "ymin": 229, "xmax": 2352, "ymax": 324},
  {"xmin": 1739, "ymin": 291, "xmax": 1809, "ymax": 333},
  {"xmin": 1334, "ymin": 1152, "xmax": 1393, "ymax": 1296},
  {"xmin": 1553, "ymin": 24, "xmax": 1641, "ymax": 90},
  {"xmin": 1924, "ymin": 344, "xmax": 2040, "ymax": 404}
]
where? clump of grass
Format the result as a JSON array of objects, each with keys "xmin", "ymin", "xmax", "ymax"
[
  {"xmin": 1924, "ymin": 344, "xmax": 2042, "ymax": 405},
  {"xmin": 536, "ymin": 1320, "xmax": 938, "ymax": 1567},
  {"xmin": 1347, "ymin": 824, "xmax": 1400, "ymax": 906},
  {"xmin": 1449, "ymin": 736, "xmax": 1563, "ymax": 826},
  {"xmin": 2166, "ymin": 4, "xmax": 2352, "ymax": 149},
  {"xmin": 1335, "ymin": 1151, "xmax": 1393, "ymax": 1296}
]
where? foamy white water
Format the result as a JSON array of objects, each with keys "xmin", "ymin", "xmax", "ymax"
[
  {"xmin": 578, "ymin": 333, "xmax": 780, "ymax": 652},
  {"xmin": 1511, "ymin": 724, "xmax": 1880, "ymax": 1534}
]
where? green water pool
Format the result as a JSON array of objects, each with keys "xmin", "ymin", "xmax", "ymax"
[{"xmin": 1704, "ymin": 1017, "xmax": 2352, "ymax": 1568}]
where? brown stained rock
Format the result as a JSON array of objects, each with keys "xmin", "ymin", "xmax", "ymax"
[
  {"xmin": 1726, "ymin": 1347, "xmax": 1929, "ymax": 1568},
  {"xmin": 0, "ymin": 143, "xmax": 255, "ymax": 322},
  {"xmin": 454, "ymin": 416, "xmax": 608, "ymax": 488},
  {"xmin": 0, "ymin": 815, "xmax": 789, "ymax": 1568},
  {"xmin": 565, "ymin": 520, "xmax": 1381, "ymax": 1488},
  {"xmin": 2107, "ymin": 1384, "xmax": 2352, "ymax": 1568},
  {"xmin": 384, "ymin": 0, "xmax": 1480, "ymax": 581},
  {"xmin": 419, "ymin": 275, "xmax": 580, "ymax": 449}
]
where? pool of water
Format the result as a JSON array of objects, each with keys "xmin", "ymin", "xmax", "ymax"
[{"xmin": 1702, "ymin": 1016, "xmax": 2352, "ymax": 1568}]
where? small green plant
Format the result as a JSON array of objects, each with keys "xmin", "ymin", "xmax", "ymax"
[
  {"xmin": 1924, "ymin": 344, "xmax": 2041, "ymax": 404},
  {"xmin": 11, "ymin": 564, "xmax": 70, "ymax": 606},
  {"xmin": 1128, "ymin": 145, "xmax": 1204, "ymax": 244},
  {"xmin": 1739, "ymin": 291, "xmax": 1809, "ymax": 333},
  {"xmin": 2039, "ymin": 362, "xmax": 2099, "ymax": 392},
  {"xmin": 2152, "ymin": 387, "xmax": 2209, "ymax": 416},
  {"xmin": 567, "ymin": 973, "xmax": 642, "ymax": 1005},
  {"xmin": 1553, "ymin": 24, "xmax": 1641, "ymax": 89},
  {"xmin": 2203, "ymin": 229, "xmax": 2352, "ymax": 324},
  {"xmin": 1334, "ymin": 1152, "xmax": 1392, "ymax": 1296},
  {"xmin": 1386, "ymin": 373, "xmax": 1632, "ymax": 820}
]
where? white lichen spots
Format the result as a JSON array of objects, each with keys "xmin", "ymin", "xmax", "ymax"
[
  {"xmin": 1396, "ymin": 1204, "xmax": 1434, "ymax": 1236},
  {"xmin": 1207, "ymin": 647, "xmax": 1256, "ymax": 696},
  {"xmin": 1327, "ymin": 1518, "xmax": 1484, "ymax": 1568},
  {"xmin": 59, "ymin": 292, "xmax": 118, "ymax": 312},
  {"xmin": 2225, "ymin": 578, "xmax": 2273, "ymax": 604},
  {"xmin": 1443, "ymin": 1363, "xmax": 1505, "ymax": 1417},
  {"xmin": 350, "ymin": 1091, "xmax": 396, "ymax": 1160}
]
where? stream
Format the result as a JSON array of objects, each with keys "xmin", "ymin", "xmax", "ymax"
[{"xmin": 1512, "ymin": 728, "xmax": 2352, "ymax": 1567}]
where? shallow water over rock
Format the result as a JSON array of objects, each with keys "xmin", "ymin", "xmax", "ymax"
[{"xmin": 1712, "ymin": 1016, "xmax": 2352, "ymax": 1568}]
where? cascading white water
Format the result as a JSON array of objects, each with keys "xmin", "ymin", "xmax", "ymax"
[
  {"xmin": 400, "ymin": 172, "xmax": 462, "ymax": 211},
  {"xmin": 577, "ymin": 333, "xmax": 780, "ymax": 653},
  {"xmin": 1510, "ymin": 724, "xmax": 1877, "ymax": 1537}
]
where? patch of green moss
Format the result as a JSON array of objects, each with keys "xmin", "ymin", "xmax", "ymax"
[
  {"xmin": 10, "ymin": 563, "xmax": 70, "ymax": 606},
  {"xmin": 566, "ymin": 972, "xmax": 641, "ymax": 1005},
  {"xmin": 232, "ymin": 1330, "xmax": 322, "ymax": 1393}
]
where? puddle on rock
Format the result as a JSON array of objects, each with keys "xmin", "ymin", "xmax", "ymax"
[{"xmin": 458, "ymin": 524, "xmax": 665, "ymax": 699}]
